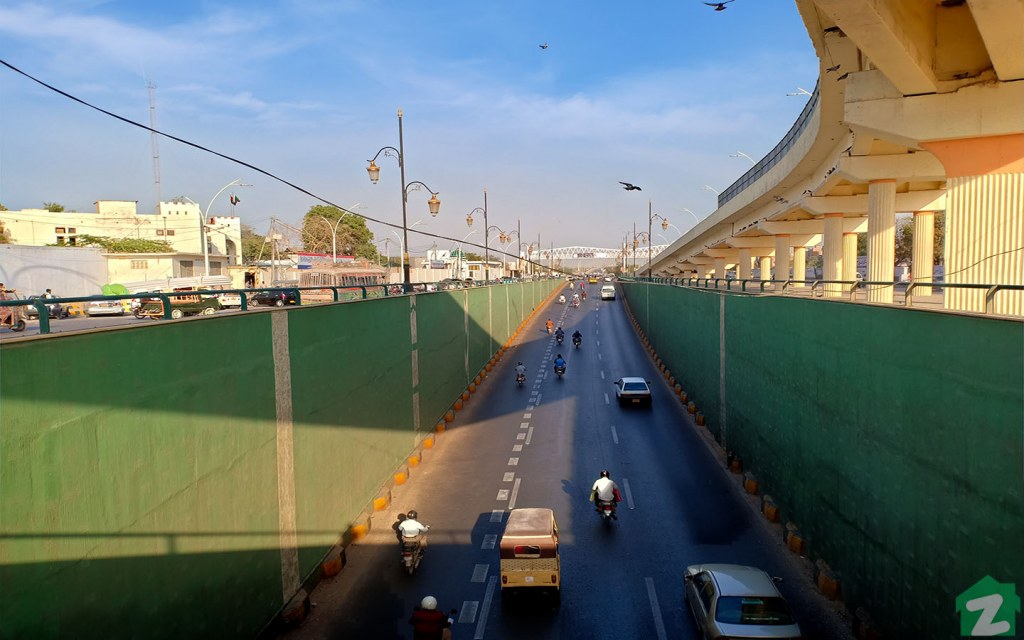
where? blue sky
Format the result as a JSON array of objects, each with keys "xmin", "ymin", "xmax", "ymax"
[{"xmin": 0, "ymin": 0, "xmax": 819, "ymax": 255}]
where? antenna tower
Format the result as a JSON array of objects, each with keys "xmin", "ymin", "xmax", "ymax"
[{"xmin": 147, "ymin": 79, "xmax": 162, "ymax": 211}]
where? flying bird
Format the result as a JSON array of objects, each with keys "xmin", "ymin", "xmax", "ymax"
[
  {"xmin": 539, "ymin": 43, "xmax": 549, "ymax": 50},
  {"xmin": 803, "ymin": 189, "xmax": 813, "ymax": 196},
  {"xmin": 619, "ymin": 182, "xmax": 642, "ymax": 191},
  {"xmin": 704, "ymin": 1, "xmax": 735, "ymax": 10},
  {"xmin": 836, "ymin": 72, "xmax": 850, "ymax": 81},
  {"xmin": 826, "ymin": 64, "xmax": 841, "ymax": 73}
]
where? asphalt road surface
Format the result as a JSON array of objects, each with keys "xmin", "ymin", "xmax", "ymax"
[{"xmin": 276, "ymin": 290, "xmax": 853, "ymax": 640}]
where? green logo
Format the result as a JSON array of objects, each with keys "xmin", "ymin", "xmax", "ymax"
[{"xmin": 956, "ymin": 576, "xmax": 1019, "ymax": 636}]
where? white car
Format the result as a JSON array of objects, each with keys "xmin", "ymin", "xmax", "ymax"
[
  {"xmin": 600, "ymin": 285, "xmax": 616, "ymax": 300},
  {"xmin": 684, "ymin": 564, "xmax": 802, "ymax": 639},
  {"xmin": 613, "ymin": 377, "xmax": 651, "ymax": 406},
  {"xmin": 217, "ymin": 292, "xmax": 243, "ymax": 308},
  {"xmin": 86, "ymin": 299, "xmax": 126, "ymax": 316}
]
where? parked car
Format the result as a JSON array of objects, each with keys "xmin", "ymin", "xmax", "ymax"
[
  {"xmin": 684, "ymin": 564, "xmax": 802, "ymax": 639},
  {"xmin": 251, "ymin": 290, "xmax": 299, "ymax": 307},
  {"xmin": 86, "ymin": 299, "xmax": 126, "ymax": 316},
  {"xmin": 600, "ymin": 285, "xmax": 616, "ymax": 300},
  {"xmin": 136, "ymin": 294, "xmax": 221, "ymax": 319},
  {"xmin": 24, "ymin": 295, "xmax": 68, "ymax": 319},
  {"xmin": 438, "ymin": 279, "xmax": 465, "ymax": 290},
  {"xmin": 217, "ymin": 292, "xmax": 243, "ymax": 308},
  {"xmin": 613, "ymin": 377, "xmax": 652, "ymax": 406}
]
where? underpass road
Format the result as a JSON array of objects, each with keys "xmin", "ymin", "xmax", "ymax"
[{"xmin": 276, "ymin": 287, "xmax": 854, "ymax": 640}]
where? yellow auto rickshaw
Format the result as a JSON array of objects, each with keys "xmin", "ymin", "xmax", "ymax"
[{"xmin": 499, "ymin": 507, "xmax": 560, "ymax": 604}]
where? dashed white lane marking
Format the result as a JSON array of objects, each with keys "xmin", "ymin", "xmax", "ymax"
[
  {"xmin": 523, "ymin": 413, "xmax": 532, "ymax": 419},
  {"xmin": 597, "ymin": 340, "xmax": 601, "ymax": 347},
  {"xmin": 503, "ymin": 472, "xmax": 515, "ymax": 482},
  {"xmin": 536, "ymin": 393, "xmax": 543, "ymax": 404},
  {"xmin": 525, "ymin": 426, "xmax": 534, "ymax": 445},
  {"xmin": 600, "ymin": 370, "xmax": 605, "ymax": 380},
  {"xmin": 610, "ymin": 425, "xmax": 619, "ymax": 444},
  {"xmin": 474, "ymin": 576, "xmax": 497, "ymax": 639},
  {"xmin": 508, "ymin": 457, "xmax": 519, "ymax": 466},
  {"xmin": 496, "ymin": 489, "xmax": 509, "ymax": 501},
  {"xmin": 645, "ymin": 577, "xmax": 669, "ymax": 640},
  {"xmin": 489, "ymin": 510, "xmax": 503, "ymax": 523},
  {"xmin": 598, "ymin": 353, "xmax": 603, "ymax": 361},
  {"xmin": 459, "ymin": 601, "xmax": 479, "ymax": 624},
  {"xmin": 472, "ymin": 563, "xmax": 490, "ymax": 583},
  {"xmin": 520, "ymin": 422, "xmax": 530, "ymax": 429},
  {"xmin": 604, "ymin": 393, "xmax": 610, "ymax": 405},
  {"xmin": 481, "ymin": 534, "xmax": 497, "ymax": 550},
  {"xmin": 516, "ymin": 432, "xmax": 526, "ymax": 441},
  {"xmin": 509, "ymin": 477, "xmax": 522, "ymax": 509},
  {"xmin": 526, "ymin": 405, "xmax": 535, "ymax": 410},
  {"xmin": 623, "ymin": 478, "xmax": 635, "ymax": 509},
  {"xmin": 512, "ymin": 444, "xmax": 523, "ymax": 452}
]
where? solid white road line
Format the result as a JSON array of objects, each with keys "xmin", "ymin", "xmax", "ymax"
[
  {"xmin": 509, "ymin": 477, "xmax": 522, "ymax": 509},
  {"xmin": 623, "ymin": 478, "xmax": 635, "ymax": 509},
  {"xmin": 610, "ymin": 425, "xmax": 619, "ymax": 444},
  {"xmin": 645, "ymin": 577, "xmax": 669, "ymax": 640},
  {"xmin": 474, "ymin": 576, "xmax": 497, "ymax": 639},
  {"xmin": 525, "ymin": 426, "xmax": 534, "ymax": 445}
]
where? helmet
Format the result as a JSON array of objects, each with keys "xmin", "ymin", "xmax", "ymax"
[
  {"xmin": 556, "ymin": 354, "xmax": 563, "ymax": 359},
  {"xmin": 600, "ymin": 470, "xmax": 610, "ymax": 478},
  {"xmin": 518, "ymin": 362, "xmax": 523, "ymax": 366},
  {"xmin": 420, "ymin": 596, "xmax": 437, "ymax": 610},
  {"xmin": 407, "ymin": 510, "xmax": 418, "ymax": 520}
]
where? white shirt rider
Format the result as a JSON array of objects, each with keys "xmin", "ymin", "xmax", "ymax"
[
  {"xmin": 592, "ymin": 476, "xmax": 618, "ymax": 502},
  {"xmin": 399, "ymin": 518, "xmax": 429, "ymax": 538}
]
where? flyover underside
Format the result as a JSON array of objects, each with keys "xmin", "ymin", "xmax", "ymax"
[{"xmin": 619, "ymin": 281, "xmax": 1024, "ymax": 639}]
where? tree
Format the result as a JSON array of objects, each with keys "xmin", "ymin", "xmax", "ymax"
[
  {"xmin": 241, "ymin": 224, "xmax": 267, "ymax": 264},
  {"xmin": 43, "ymin": 202, "xmax": 64, "ymax": 212},
  {"xmin": 855, "ymin": 211, "xmax": 944, "ymax": 268},
  {"xmin": 73, "ymin": 234, "xmax": 174, "ymax": 253},
  {"xmin": 464, "ymin": 251, "xmax": 483, "ymax": 262},
  {"xmin": 300, "ymin": 205, "xmax": 378, "ymax": 261},
  {"xmin": 0, "ymin": 203, "xmax": 8, "ymax": 211}
]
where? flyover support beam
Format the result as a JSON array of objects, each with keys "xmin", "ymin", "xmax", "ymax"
[
  {"xmin": 738, "ymin": 249, "xmax": 753, "ymax": 280},
  {"xmin": 792, "ymin": 247, "xmax": 807, "ymax": 286},
  {"xmin": 843, "ymin": 233, "xmax": 859, "ymax": 282},
  {"xmin": 775, "ymin": 235, "xmax": 791, "ymax": 281},
  {"xmin": 714, "ymin": 258, "xmax": 727, "ymax": 279},
  {"xmin": 911, "ymin": 211, "xmax": 935, "ymax": 297},
  {"xmin": 867, "ymin": 179, "xmax": 897, "ymax": 303},
  {"xmin": 823, "ymin": 213, "xmax": 844, "ymax": 297},
  {"xmin": 759, "ymin": 256, "xmax": 772, "ymax": 281}
]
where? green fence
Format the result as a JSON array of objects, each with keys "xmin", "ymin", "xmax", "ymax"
[
  {"xmin": 0, "ymin": 280, "xmax": 559, "ymax": 640},
  {"xmin": 619, "ymin": 281, "xmax": 1024, "ymax": 639}
]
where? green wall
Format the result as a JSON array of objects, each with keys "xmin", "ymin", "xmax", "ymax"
[
  {"xmin": 0, "ymin": 281, "xmax": 558, "ymax": 640},
  {"xmin": 620, "ymin": 281, "xmax": 1024, "ymax": 639}
]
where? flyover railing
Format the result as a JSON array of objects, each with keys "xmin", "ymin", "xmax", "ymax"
[{"xmin": 624, "ymin": 277, "xmax": 1024, "ymax": 317}]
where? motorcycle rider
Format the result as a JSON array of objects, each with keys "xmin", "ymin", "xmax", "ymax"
[
  {"xmin": 555, "ymin": 326, "xmax": 565, "ymax": 343},
  {"xmin": 553, "ymin": 353, "xmax": 566, "ymax": 372},
  {"xmin": 558, "ymin": 294, "xmax": 566, "ymax": 304},
  {"xmin": 590, "ymin": 470, "xmax": 622, "ymax": 519},
  {"xmin": 398, "ymin": 510, "xmax": 430, "ymax": 551},
  {"xmin": 545, "ymin": 318, "xmax": 554, "ymax": 334},
  {"xmin": 571, "ymin": 293, "xmax": 580, "ymax": 307},
  {"xmin": 514, "ymin": 361, "xmax": 527, "ymax": 384},
  {"xmin": 409, "ymin": 596, "xmax": 454, "ymax": 640},
  {"xmin": 572, "ymin": 329, "xmax": 583, "ymax": 346}
]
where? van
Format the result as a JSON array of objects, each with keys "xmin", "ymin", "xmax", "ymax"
[{"xmin": 499, "ymin": 508, "xmax": 560, "ymax": 603}]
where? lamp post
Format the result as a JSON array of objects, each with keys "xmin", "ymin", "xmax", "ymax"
[
  {"xmin": 464, "ymin": 190, "xmax": 492, "ymax": 282},
  {"xmin": 680, "ymin": 207, "xmax": 700, "ymax": 227},
  {"xmin": 388, "ymin": 219, "xmax": 425, "ymax": 284},
  {"xmin": 317, "ymin": 202, "xmax": 362, "ymax": 264},
  {"xmin": 454, "ymin": 229, "xmax": 478, "ymax": 279},
  {"xmin": 730, "ymin": 151, "xmax": 756, "ymax": 165},
  {"xmin": 787, "ymin": 87, "xmax": 813, "ymax": 96},
  {"xmin": 203, "ymin": 179, "xmax": 251, "ymax": 277},
  {"xmin": 700, "ymin": 185, "xmax": 721, "ymax": 196},
  {"xmin": 647, "ymin": 200, "xmax": 669, "ymax": 276},
  {"xmin": 366, "ymin": 109, "xmax": 441, "ymax": 286}
]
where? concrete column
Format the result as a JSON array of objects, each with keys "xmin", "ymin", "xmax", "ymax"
[
  {"xmin": 792, "ymin": 247, "xmax": 807, "ymax": 287},
  {"xmin": 912, "ymin": 211, "xmax": 935, "ymax": 297},
  {"xmin": 713, "ymin": 257, "xmax": 726, "ymax": 280},
  {"xmin": 774, "ymin": 235, "xmax": 791, "ymax": 282},
  {"xmin": 759, "ymin": 256, "xmax": 772, "ymax": 281},
  {"xmin": 737, "ymin": 248, "xmax": 752, "ymax": 280},
  {"xmin": 843, "ymin": 233, "xmax": 858, "ymax": 282},
  {"xmin": 922, "ymin": 133, "xmax": 1023, "ymax": 315},
  {"xmin": 866, "ymin": 179, "xmax": 897, "ymax": 303},
  {"xmin": 823, "ymin": 213, "xmax": 844, "ymax": 297}
]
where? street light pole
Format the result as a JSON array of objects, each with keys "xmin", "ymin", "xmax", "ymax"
[{"xmin": 203, "ymin": 179, "xmax": 251, "ymax": 277}]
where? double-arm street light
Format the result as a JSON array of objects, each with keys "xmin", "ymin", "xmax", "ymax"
[
  {"xmin": 367, "ymin": 109, "xmax": 441, "ymax": 286},
  {"xmin": 465, "ymin": 190, "xmax": 502, "ymax": 283},
  {"xmin": 646, "ymin": 200, "xmax": 670, "ymax": 276},
  {"xmin": 318, "ymin": 202, "xmax": 363, "ymax": 264},
  {"xmin": 203, "ymin": 179, "xmax": 252, "ymax": 277}
]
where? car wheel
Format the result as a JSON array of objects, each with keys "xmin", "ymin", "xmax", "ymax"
[
  {"xmin": 170, "ymin": 309, "xmax": 184, "ymax": 319},
  {"xmin": 275, "ymin": 299, "xmax": 285, "ymax": 307},
  {"xmin": 202, "ymin": 307, "xmax": 216, "ymax": 315}
]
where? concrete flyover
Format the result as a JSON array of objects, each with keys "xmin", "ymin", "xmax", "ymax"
[{"xmin": 647, "ymin": 0, "xmax": 1024, "ymax": 317}]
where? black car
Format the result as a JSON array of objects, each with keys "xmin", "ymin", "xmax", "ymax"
[
  {"xmin": 24, "ymin": 295, "xmax": 68, "ymax": 319},
  {"xmin": 251, "ymin": 290, "xmax": 299, "ymax": 307}
]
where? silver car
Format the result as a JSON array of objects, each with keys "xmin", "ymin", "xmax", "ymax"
[{"xmin": 684, "ymin": 564, "xmax": 802, "ymax": 639}]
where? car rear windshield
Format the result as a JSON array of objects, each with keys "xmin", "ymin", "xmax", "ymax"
[
  {"xmin": 715, "ymin": 596, "xmax": 795, "ymax": 625},
  {"xmin": 623, "ymin": 382, "xmax": 648, "ymax": 391}
]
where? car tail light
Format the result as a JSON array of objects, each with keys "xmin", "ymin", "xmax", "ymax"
[
  {"xmin": 551, "ymin": 574, "xmax": 557, "ymax": 584},
  {"xmin": 501, "ymin": 575, "xmax": 507, "ymax": 584}
]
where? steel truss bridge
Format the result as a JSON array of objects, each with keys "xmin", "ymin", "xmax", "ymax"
[{"xmin": 528, "ymin": 245, "xmax": 669, "ymax": 262}]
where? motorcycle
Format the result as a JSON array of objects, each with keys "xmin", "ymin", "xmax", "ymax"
[
  {"xmin": 554, "ymin": 364, "xmax": 566, "ymax": 379},
  {"xmin": 558, "ymin": 295, "xmax": 566, "ymax": 304},
  {"xmin": 573, "ymin": 335, "xmax": 582, "ymax": 349},
  {"xmin": 596, "ymin": 499, "xmax": 617, "ymax": 524},
  {"xmin": 401, "ymin": 538, "xmax": 425, "ymax": 575},
  {"xmin": 516, "ymin": 372, "xmax": 526, "ymax": 387},
  {"xmin": 556, "ymin": 333, "xmax": 564, "ymax": 346}
]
